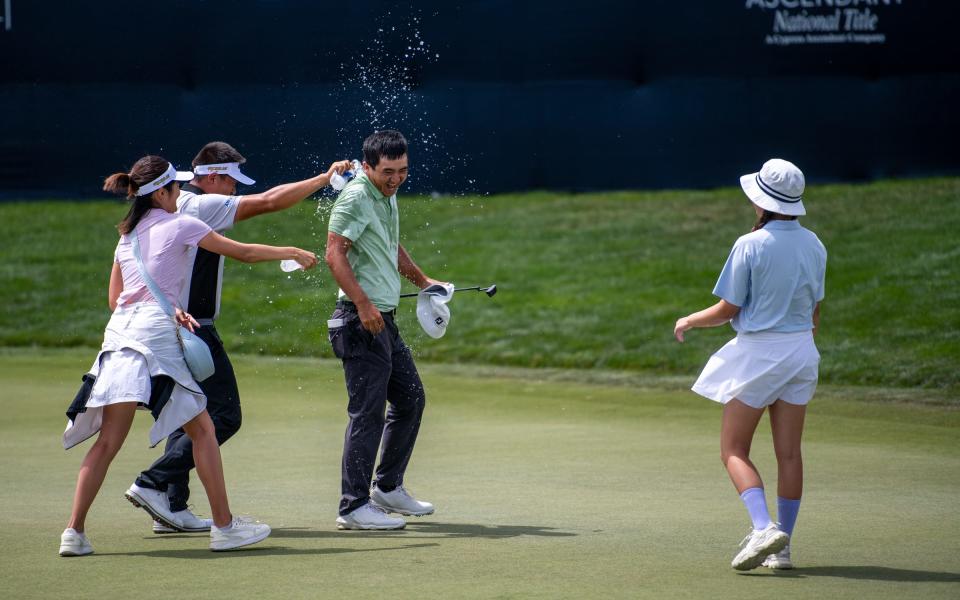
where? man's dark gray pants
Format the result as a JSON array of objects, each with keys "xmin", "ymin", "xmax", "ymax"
[
  {"xmin": 135, "ymin": 325, "xmax": 242, "ymax": 512},
  {"xmin": 330, "ymin": 305, "xmax": 426, "ymax": 516}
]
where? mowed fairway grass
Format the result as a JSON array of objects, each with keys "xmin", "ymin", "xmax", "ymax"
[{"xmin": 1, "ymin": 349, "xmax": 957, "ymax": 599}]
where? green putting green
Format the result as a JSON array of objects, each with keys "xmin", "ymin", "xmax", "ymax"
[{"xmin": 1, "ymin": 348, "xmax": 957, "ymax": 598}]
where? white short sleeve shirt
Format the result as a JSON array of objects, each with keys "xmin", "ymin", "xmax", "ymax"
[{"xmin": 175, "ymin": 186, "xmax": 242, "ymax": 320}]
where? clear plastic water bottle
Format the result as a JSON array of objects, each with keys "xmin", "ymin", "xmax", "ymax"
[
  {"xmin": 280, "ymin": 260, "xmax": 302, "ymax": 272},
  {"xmin": 330, "ymin": 159, "xmax": 362, "ymax": 191},
  {"xmin": 330, "ymin": 159, "xmax": 363, "ymax": 192}
]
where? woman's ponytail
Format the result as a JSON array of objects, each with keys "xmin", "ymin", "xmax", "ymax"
[
  {"xmin": 103, "ymin": 172, "xmax": 134, "ymax": 198},
  {"xmin": 751, "ymin": 209, "xmax": 775, "ymax": 232},
  {"xmin": 108, "ymin": 155, "xmax": 171, "ymax": 234},
  {"xmin": 751, "ymin": 209, "xmax": 798, "ymax": 232}
]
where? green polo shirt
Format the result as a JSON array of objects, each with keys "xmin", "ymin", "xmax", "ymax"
[{"xmin": 327, "ymin": 172, "xmax": 400, "ymax": 311}]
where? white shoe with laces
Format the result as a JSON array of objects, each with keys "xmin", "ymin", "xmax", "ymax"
[
  {"xmin": 762, "ymin": 544, "xmax": 794, "ymax": 569},
  {"xmin": 152, "ymin": 507, "xmax": 214, "ymax": 533},
  {"xmin": 370, "ymin": 485, "xmax": 435, "ymax": 516},
  {"xmin": 209, "ymin": 516, "xmax": 271, "ymax": 551},
  {"xmin": 731, "ymin": 523, "xmax": 789, "ymax": 571},
  {"xmin": 124, "ymin": 483, "xmax": 179, "ymax": 530},
  {"xmin": 336, "ymin": 502, "xmax": 407, "ymax": 530},
  {"xmin": 59, "ymin": 528, "xmax": 93, "ymax": 557}
]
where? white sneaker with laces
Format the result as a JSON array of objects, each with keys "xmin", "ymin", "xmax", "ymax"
[
  {"xmin": 152, "ymin": 507, "xmax": 214, "ymax": 533},
  {"xmin": 762, "ymin": 544, "xmax": 794, "ymax": 569},
  {"xmin": 731, "ymin": 523, "xmax": 789, "ymax": 571},
  {"xmin": 125, "ymin": 483, "xmax": 179, "ymax": 530},
  {"xmin": 59, "ymin": 528, "xmax": 93, "ymax": 557},
  {"xmin": 370, "ymin": 485, "xmax": 435, "ymax": 516},
  {"xmin": 209, "ymin": 516, "xmax": 271, "ymax": 551},
  {"xmin": 336, "ymin": 502, "xmax": 407, "ymax": 530}
]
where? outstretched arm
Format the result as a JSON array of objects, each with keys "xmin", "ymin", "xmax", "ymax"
[
  {"xmin": 198, "ymin": 231, "xmax": 317, "ymax": 268},
  {"xmin": 674, "ymin": 299, "xmax": 741, "ymax": 342},
  {"xmin": 234, "ymin": 160, "xmax": 352, "ymax": 222}
]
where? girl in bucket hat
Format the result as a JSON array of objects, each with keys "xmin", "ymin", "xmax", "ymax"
[
  {"xmin": 59, "ymin": 155, "xmax": 318, "ymax": 557},
  {"xmin": 674, "ymin": 158, "xmax": 827, "ymax": 571}
]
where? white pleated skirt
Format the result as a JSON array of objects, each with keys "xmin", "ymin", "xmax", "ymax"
[
  {"xmin": 692, "ymin": 330, "xmax": 820, "ymax": 409},
  {"xmin": 63, "ymin": 303, "xmax": 207, "ymax": 449}
]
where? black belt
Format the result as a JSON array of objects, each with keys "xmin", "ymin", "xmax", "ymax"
[{"xmin": 336, "ymin": 300, "xmax": 396, "ymax": 317}]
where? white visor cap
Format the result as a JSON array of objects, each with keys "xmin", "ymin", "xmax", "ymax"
[
  {"xmin": 739, "ymin": 158, "xmax": 806, "ymax": 216},
  {"xmin": 193, "ymin": 162, "xmax": 256, "ymax": 185},
  {"xmin": 136, "ymin": 163, "xmax": 194, "ymax": 196},
  {"xmin": 416, "ymin": 283, "xmax": 455, "ymax": 339}
]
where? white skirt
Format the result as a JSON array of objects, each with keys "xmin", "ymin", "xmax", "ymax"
[
  {"xmin": 63, "ymin": 303, "xmax": 207, "ymax": 449},
  {"xmin": 692, "ymin": 330, "xmax": 820, "ymax": 409}
]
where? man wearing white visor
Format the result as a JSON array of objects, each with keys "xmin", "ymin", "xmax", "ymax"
[{"xmin": 129, "ymin": 141, "xmax": 351, "ymax": 534}]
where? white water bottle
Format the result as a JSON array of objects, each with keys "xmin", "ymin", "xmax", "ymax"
[
  {"xmin": 280, "ymin": 260, "xmax": 303, "ymax": 272},
  {"xmin": 330, "ymin": 159, "xmax": 362, "ymax": 191}
]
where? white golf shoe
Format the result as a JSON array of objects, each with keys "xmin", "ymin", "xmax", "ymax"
[
  {"xmin": 153, "ymin": 520, "xmax": 176, "ymax": 534},
  {"xmin": 370, "ymin": 485, "xmax": 435, "ymax": 516},
  {"xmin": 153, "ymin": 508, "xmax": 213, "ymax": 534},
  {"xmin": 125, "ymin": 483, "xmax": 179, "ymax": 530},
  {"xmin": 731, "ymin": 523, "xmax": 789, "ymax": 571},
  {"xmin": 59, "ymin": 528, "xmax": 93, "ymax": 557},
  {"xmin": 336, "ymin": 502, "xmax": 406, "ymax": 530},
  {"xmin": 209, "ymin": 516, "xmax": 271, "ymax": 552},
  {"xmin": 762, "ymin": 545, "xmax": 794, "ymax": 569}
]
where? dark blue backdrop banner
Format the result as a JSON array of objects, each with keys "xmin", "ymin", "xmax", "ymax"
[{"xmin": 1, "ymin": 1, "xmax": 957, "ymax": 197}]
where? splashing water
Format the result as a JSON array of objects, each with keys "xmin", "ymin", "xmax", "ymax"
[
  {"xmin": 259, "ymin": 8, "xmax": 490, "ymax": 362},
  {"xmin": 319, "ymin": 8, "xmax": 478, "ymax": 199}
]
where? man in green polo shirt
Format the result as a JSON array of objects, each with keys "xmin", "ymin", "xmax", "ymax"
[{"xmin": 324, "ymin": 130, "xmax": 445, "ymax": 530}]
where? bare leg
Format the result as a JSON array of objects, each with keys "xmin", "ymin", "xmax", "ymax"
[
  {"xmin": 67, "ymin": 402, "xmax": 137, "ymax": 532},
  {"xmin": 768, "ymin": 400, "xmax": 806, "ymax": 500},
  {"xmin": 720, "ymin": 399, "xmax": 766, "ymax": 493},
  {"xmin": 181, "ymin": 410, "xmax": 231, "ymax": 527}
]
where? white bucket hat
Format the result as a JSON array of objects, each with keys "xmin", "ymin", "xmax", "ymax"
[
  {"xmin": 193, "ymin": 162, "xmax": 256, "ymax": 185},
  {"xmin": 739, "ymin": 158, "xmax": 806, "ymax": 216},
  {"xmin": 135, "ymin": 163, "xmax": 194, "ymax": 196},
  {"xmin": 416, "ymin": 283, "xmax": 455, "ymax": 339}
]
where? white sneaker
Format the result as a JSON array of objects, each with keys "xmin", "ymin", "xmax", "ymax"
[
  {"xmin": 125, "ymin": 483, "xmax": 179, "ymax": 530},
  {"xmin": 762, "ymin": 544, "xmax": 794, "ymax": 569},
  {"xmin": 209, "ymin": 516, "xmax": 271, "ymax": 552},
  {"xmin": 731, "ymin": 523, "xmax": 789, "ymax": 571},
  {"xmin": 153, "ymin": 520, "xmax": 177, "ymax": 534},
  {"xmin": 59, "ymin": 528, "xmax": 93, "ymax": 557},
  {"xmin": 153, "ymin": 508, "xmax": 213, "ymax": 534},
  {"xmin": 370, "ymin": 485, "xmax": 435, "ymax": 516},
  {"xmin": 336, "ymin": 502, "xmax": 406, "ymax": 530}
]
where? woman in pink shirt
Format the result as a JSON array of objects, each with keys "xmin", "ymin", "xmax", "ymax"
[{"xmin": 60, "ymin": 155, "xmax": 317, "ymax": 556}]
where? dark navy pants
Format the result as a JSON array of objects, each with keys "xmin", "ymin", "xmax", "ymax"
[
  {"xmin": 329, "ymin": 303, "xmax": 426, "ymax": 516},
  {"xmin": 135, "ymin": 325, "xmax": 242, "ymax": 512}
]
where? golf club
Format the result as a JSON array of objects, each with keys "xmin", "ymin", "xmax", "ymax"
[{"xmin": 400, "ymin": 284, "xmax": 497, "ymax": 298}]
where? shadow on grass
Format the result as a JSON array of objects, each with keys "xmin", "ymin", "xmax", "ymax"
[
  {"xmin": 98, "ymin": 542, "xmax": 440, "ymax": 559},
  {"xmin": 269, "ymin": 522, "xmax": 577, "ymax": 540},
  {"xmin": 740, "ymin": 566, "xmax": 960, "ymax": 582}
]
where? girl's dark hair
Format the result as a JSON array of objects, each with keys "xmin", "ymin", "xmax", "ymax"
[
  {"xmin": 751, "ymin": 209, "xmax": 797, "ymax": 232},
  {"xmin": 103, "ymin": 155, "xmax": 173, "ymax": 234}
]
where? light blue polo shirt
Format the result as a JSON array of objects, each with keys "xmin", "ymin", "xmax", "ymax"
[
  {"xmin": 713, "ymin": 220, "xmax": 827, "ymax": 333},
  {"xmin": 327, "ymin": 172, "xmax": 400, "ymax": 311}
]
